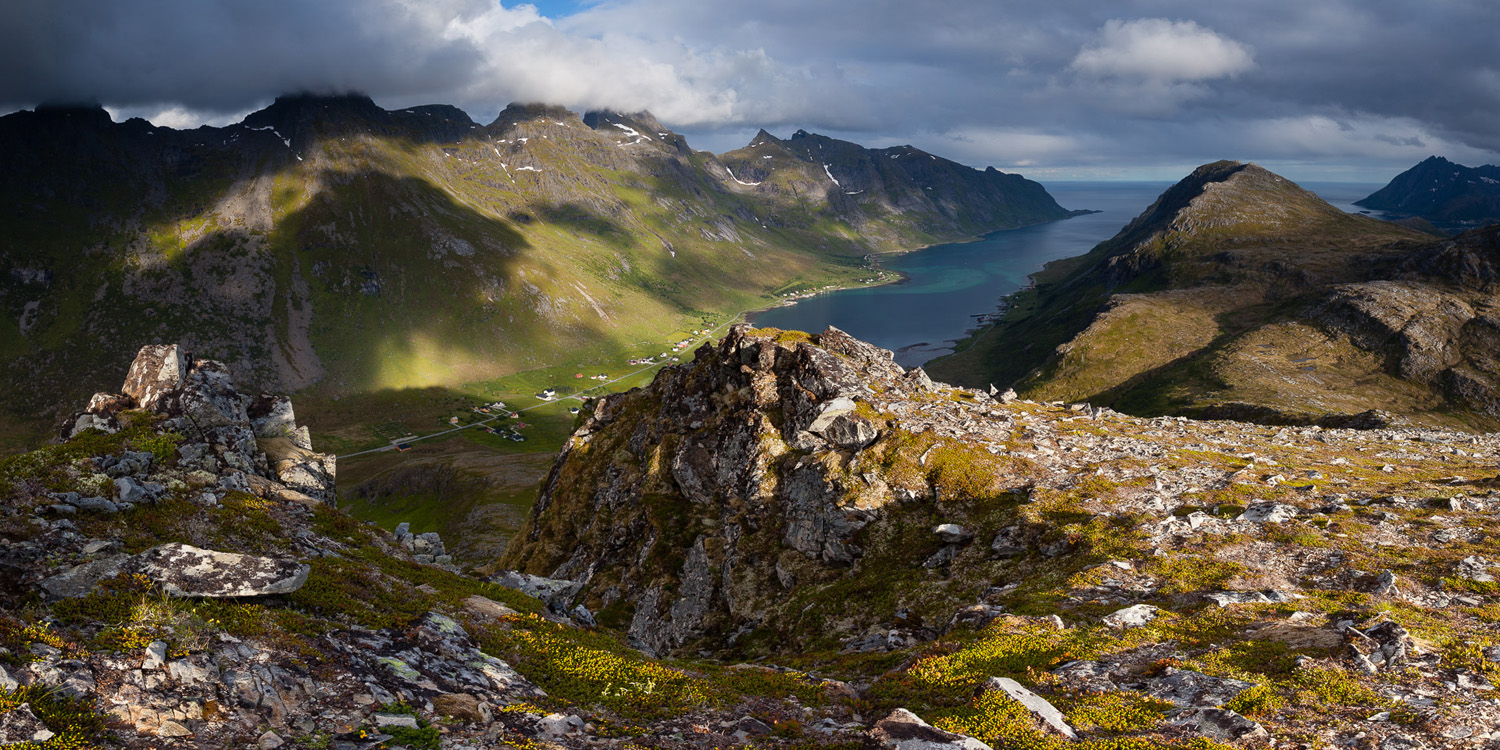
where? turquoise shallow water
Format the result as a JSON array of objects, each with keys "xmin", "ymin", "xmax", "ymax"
[{"xmin": 748, "ymin": 181, "xmax": 1383, "ymax": 367}]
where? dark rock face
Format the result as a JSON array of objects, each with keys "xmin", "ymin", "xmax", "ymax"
[
  {"xmin": 503, "ymin": 326, "xmax": 934, "ymax": 655},
  {"xmin": 1356, "ymin": 156, "xmax": 1500, "ymax": 228}
]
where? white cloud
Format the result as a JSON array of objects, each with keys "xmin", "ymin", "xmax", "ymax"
[
  {"xmin": 9, "ymin": 0, "xmax": 1500, "ymax": 178},
  {"xmin": 1070, "ymin": 19, "xmax": 1253, "ymax": 82},
  {"xmin": 925, "ymin": 126, "xmax": 1087, "ymax": 168},
  {"xmin": 1237, "ymin": 113, "xmax": 1498, "ymax": 163},
  {"xmin": 103, "ymin": 105, "xmax": 250, "ymax": 129}
]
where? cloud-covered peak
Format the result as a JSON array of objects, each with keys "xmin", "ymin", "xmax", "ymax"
[{"xmin": 1, "ymin": 0, "xmax": 1496, "ymax": 179}]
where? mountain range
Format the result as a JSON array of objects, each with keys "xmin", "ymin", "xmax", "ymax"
[{"xmin": 0, "ymin": 93, "xmax": 1076, "ymax": 441}]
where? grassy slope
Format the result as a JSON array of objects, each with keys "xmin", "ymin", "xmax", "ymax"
[
  {"xmin": 928, "ymin": 162, "xmax": 1447, "ymax": 424},
  {"xmin": 0, "ymin": 103, "xmax": 1070, "ymax": 440}
]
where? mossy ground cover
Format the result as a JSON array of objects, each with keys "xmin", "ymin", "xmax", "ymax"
[
  {"xmin": 477, "ymin": 612, "xmax": 832, "ymax": 725},
  {"xmin": 0, "ymin": 684, "xmax": 113, "ymax": 749}
]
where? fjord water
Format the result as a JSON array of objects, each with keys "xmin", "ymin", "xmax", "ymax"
[
  {"xmin": 749, "ymin": 181, "xmax": 1383, "ymax": 367},
  {"xmin": 750, "ymin": 182, "xmax": 1167, "ymax": 366}
]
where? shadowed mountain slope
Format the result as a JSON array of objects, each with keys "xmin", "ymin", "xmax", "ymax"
[
  {"xmin": 1356, "ymin": 156, "xmax": 1500, "ymax": 230},
  {"xmin": 0, "ymin": 94, "xmax": 1076, "ymax": 436}
]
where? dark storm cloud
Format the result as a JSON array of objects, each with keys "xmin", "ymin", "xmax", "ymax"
[
  {"xmin": 0, "ymin": 0, "xmax": 488, "ymax": 111},
  {"xmin": 1, "ymin": 0, "xmax": 1495, "ymax": 177}
]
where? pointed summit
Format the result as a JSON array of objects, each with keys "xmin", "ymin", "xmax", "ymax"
[
  {"xmin": 1356, "ymin": 156, "xmax": 1500, "ymax": 226},
  {"xmin": 1100, "ymin": 160, "xmax": 1355, "ymax": 262},
  {"xmin": 748, "ymin": 129, "xmax": 778, "ymax": 147}
]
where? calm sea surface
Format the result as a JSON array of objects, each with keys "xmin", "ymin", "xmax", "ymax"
[{"xmin": 747, "ymin": 181, "xmax": 1384, "ymax": 366}]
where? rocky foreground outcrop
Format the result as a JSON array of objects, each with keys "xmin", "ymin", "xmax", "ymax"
[
  {"xmin": 0, "ymin": 343, "xmax": 928, "ymax": 749},
  {"xmin": 63, "ymin": 343, "xmax": 336, "ymax": 503},
  {"xmin": 14, "ymin": 334, "xmax": 1500, "ymax": 749},
  {"xmin": 506, "ymin": 324, "xmax": 1500, "ymax": 749}
]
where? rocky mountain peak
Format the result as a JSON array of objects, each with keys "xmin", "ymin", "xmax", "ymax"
[
  {"xmin": 1356, "ymin": 155, "xmax": 1500, "ymax": 227},
  {"xmin": 238, "ymin": 92, "xmax": 394, "ymax": 145},
  {"xmin": 243, "ymin": 92, "xmax": 384, "ymax": 126},
  {"xmin": 748, "ymin": 128, "xmax": 778, "ymax": 147},
  {"xmin": 1101, "ymin": 160, "xmax": 1351, "ymax": 263},
  {"xmin": 582, "ymin": 108, "xmax": 666, "ymax": 134},
  {"xmin": 27, "ymin": 104, "xmax": 113, "ymax": 128},
  {"xmin": 487, "ymin": 101, "xmax": 579, "ymax": 130}
]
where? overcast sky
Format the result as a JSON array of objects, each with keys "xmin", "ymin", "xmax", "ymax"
[{"xmin": 3, "ymin": 0, "xmax": 1496, "ymax": 180}]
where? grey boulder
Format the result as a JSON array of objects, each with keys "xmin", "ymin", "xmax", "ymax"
[
  {"xmin": 1168, "ymin": 708, "xmax": 1268, "ymax": 741},
  {"xmin": 871, "ymin": 708, "xmax": 993, "ymax": 749},
  {"xmin": 489, "ymin": 570, "xmax": 582, "ymax": 610},
  {"xmin": 39, "ymin": 554, "xmax": 134, "ymax": 599},
  {"xmin": 982, "ymin": 677, "xmax": 1077, "ymax": 740},
  {"xmin": 136, "ymin": 543, "xmax": 308, "ymax": 597},
  {"xmin": 0, "ymin": 703, "xmax": 55, "ymax": 745}
]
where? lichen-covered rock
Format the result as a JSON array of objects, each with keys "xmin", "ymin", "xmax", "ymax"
[
  {"xmin": 981, "ymin": 677, "xmax": 1077, "ymax": 740},
  {"xmin": 1144, "ymin": 668, "xmax": 1256, "ymax": 708},
  {"xmin": 0, "ymin": 703, "xmax": 54, "ymax": 745},
  {"xmin": 871, "ymin": 708, "xmax": 993, "ymax": 749},
  {"xmin": 134, "ymin": 543, "xmax": 308, "ymax": 597},
  {"xmin": 1103, "ymin": 604, "xmax": 1159, "ymax": 629},
  {"xmin": 1168, "ymin": 707, "xmax": 1268, "ymax": 741},
  {"xmin": 121, "ymin": 344, "xmax": 190, "ymax": 411},
  {"xmin": 39, "ymin": 554, "xmax": 134, "ymax": 599},
  {"xmin": 248, "ymin": 394, "xmax": 302, "ymax": 443},
  {"xmin": 258, "ymin": 437, "xmax": 336, "ymax": 502}
]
